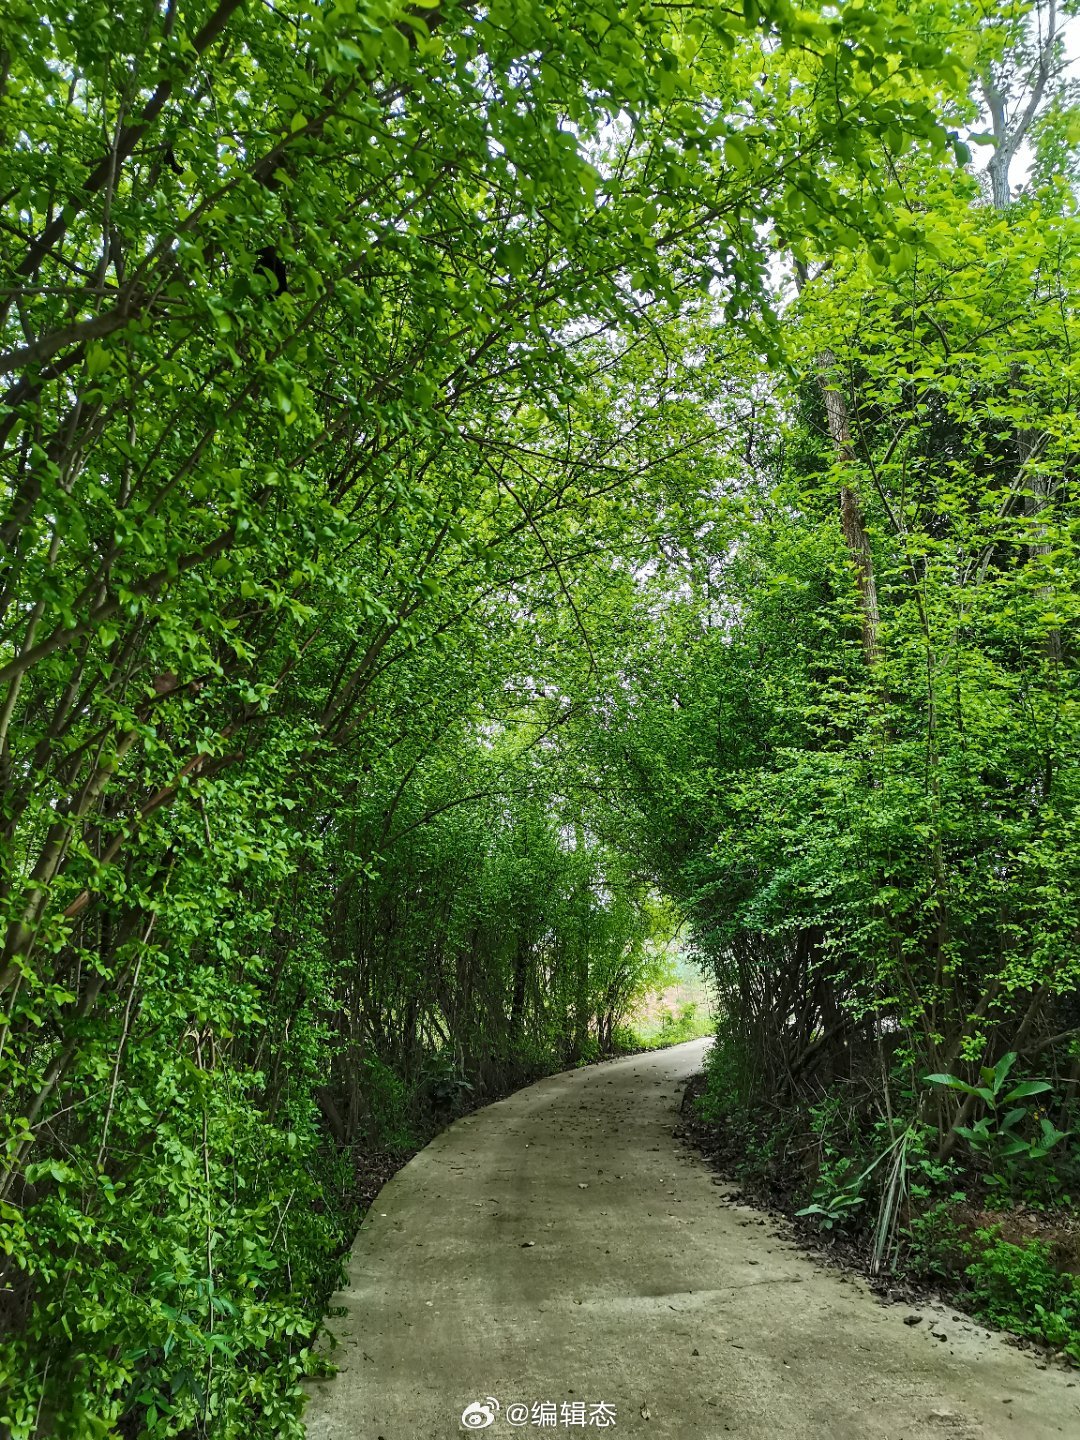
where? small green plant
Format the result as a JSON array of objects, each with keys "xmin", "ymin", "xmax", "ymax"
[
  {"xmin": 925, "ymin": 1053, "xmax": 1069, "ymax": 1189},
  {"xmin": 796, "ymin": 1188, "xmax": 865, "ymax": 1230},
  {"xmin": 419, "ymin": 1051, "xmax": 475, "ymax": 1119},
  {"xmin": 964, "ymin": 1231, "xmax": 1080, "ymax": 1361},
  {"xmin": 796, "ymin": 1146, "xmax": 869, "ymax": 1231},
  {"xmin": 797, "ymin": 1126, "xmax": 918, "ymax": 1248},
  {"xmin": 905, "ymin": 1198, "xmax": 967, "ymax": 1281}
]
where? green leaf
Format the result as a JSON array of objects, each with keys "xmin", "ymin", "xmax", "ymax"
[
  {"xmin": 724, "ymin": 134, "xmax": 751, "ymax": 172},
  {"xmin": 1002, "ymin": 1080, "xmax": 1051, "ymax": 1102},
  {"xmin": 85, "ymin": 342, "xmax": 111, "ymax": 378}
]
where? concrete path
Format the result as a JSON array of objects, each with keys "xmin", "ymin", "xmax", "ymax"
[{"xmin": 304, "ymin": 1038, "xmax": 1079, "ymax": 1440}]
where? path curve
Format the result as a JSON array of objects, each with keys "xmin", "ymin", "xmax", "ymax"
[{"xmin": 304, "ymin": 1039, "xmax": 1078, "ymax": 1439}]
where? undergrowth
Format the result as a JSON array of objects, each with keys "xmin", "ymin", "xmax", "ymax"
[{"xmin": 694, "ymin": 1034, "xmax": 1080, "ymax": 1364}]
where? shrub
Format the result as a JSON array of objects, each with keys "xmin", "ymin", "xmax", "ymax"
[{"xmin": 964, "ymin": 1231, "xmax": 1080, "ymax": 1361}]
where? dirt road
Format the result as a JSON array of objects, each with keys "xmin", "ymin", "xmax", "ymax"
[{"xmin": 303, "ymin": 1038, "xmax": 1078, "ymax": 1439}]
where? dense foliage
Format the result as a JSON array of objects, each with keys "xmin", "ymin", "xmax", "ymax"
[
  {"xmin": 0, "ymin": 0, "xmax": 1076, "ymax": 1433},
  {"xmin": 586, "ymin": 0, "xmax": 1080, "ymax": 1358}
]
